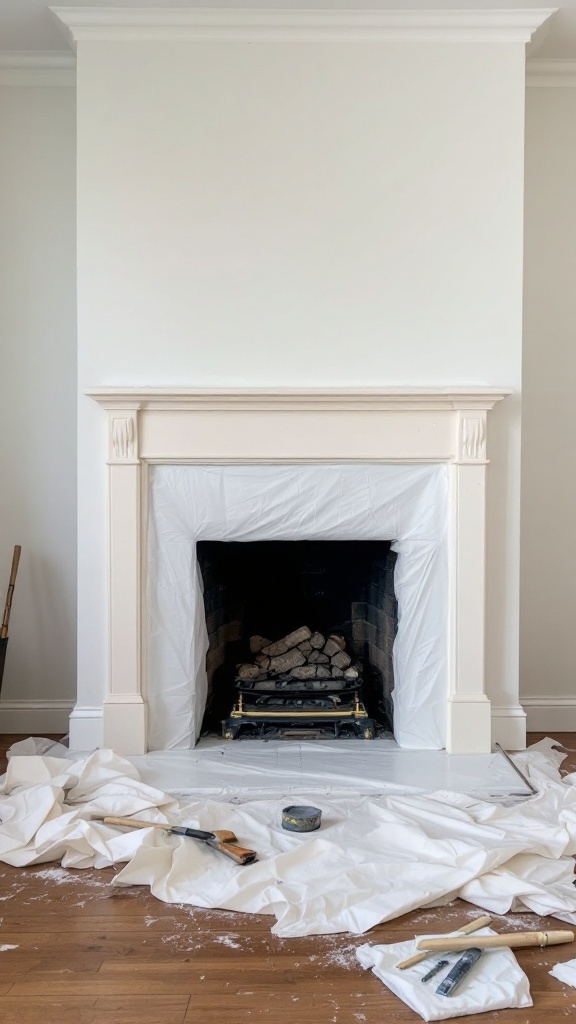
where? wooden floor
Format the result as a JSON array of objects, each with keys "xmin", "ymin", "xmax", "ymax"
[{"xmin": 0, "ymin": 733, "xmax": 575, "ymax": 1024}]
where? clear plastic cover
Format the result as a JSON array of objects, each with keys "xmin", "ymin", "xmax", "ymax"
[{"xmin": 147, "ymin": 464, "xmax": 449, "ymax": 750}]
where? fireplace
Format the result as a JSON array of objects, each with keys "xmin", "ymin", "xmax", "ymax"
[
  {"xmin": 195, "ymin": 540, "xmax": 397, "ymax": 740},
  {"xmin": 85, "ymin": 387, "xmax": 509, "ymax": 755}
]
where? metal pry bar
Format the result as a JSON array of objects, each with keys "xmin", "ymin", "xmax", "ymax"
[{"xmin": 495, "ymin": 741, "xmax": 538, "ymax": 796}]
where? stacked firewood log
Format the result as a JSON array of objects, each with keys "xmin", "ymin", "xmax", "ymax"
[{"xmin": 236, "ymin": 626, "xmax": 360, "ymax": 682}]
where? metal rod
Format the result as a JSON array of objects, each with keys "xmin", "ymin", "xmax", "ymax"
[{"xmin": 495, "ymin": 741, "xmax": 538, "ymax": 796}]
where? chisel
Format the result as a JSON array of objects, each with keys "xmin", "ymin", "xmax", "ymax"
[{"xmin": 103, "ymin": 816, "xmax": 257, "ymax": 864}]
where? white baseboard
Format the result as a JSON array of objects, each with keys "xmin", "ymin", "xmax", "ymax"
[
  {"xmin": 0, "ymin": 699, "xmax": 74, "ymax": 733},
  {"xmin": 68, "ymin": 705, "xmax": 103, "ymax": 750},
  {"xmin": 520, "ymin": 696, "xmax": 576, "ymax": 734},
  {"xmin": 490, "ymin": 705, "xmax": 527, "ymax": 750}
]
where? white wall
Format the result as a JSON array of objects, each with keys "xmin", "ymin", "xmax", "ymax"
[
  {"xmin": 521, "ymin": 84, "xmax": 576, "ymax": 729},
  {"xmin": 1, "ymin": 58, "xmax": 573, "ymax": 743},
  {"xmin": 74, "ymin": 37, "xmax": 527, "ymax": 746},
  {"xmin": 0, "ymin": 83, "xmax": 77, "ymax": 732},
  {"xmin": 78, "ymin": 42, "xmax": 526, "ymax": 383}
]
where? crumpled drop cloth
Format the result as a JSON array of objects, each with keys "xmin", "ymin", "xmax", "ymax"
[
  {"xmin": 549, "ymin": 957, "xmax": 576, "ymax": 988},
  {"xmin": 357, "ymin": 928, "xmax": 532, "ymax": 1021},
  {"xmin": 3, "ymin": 739, "xmax": 576, "ymax": 937}
]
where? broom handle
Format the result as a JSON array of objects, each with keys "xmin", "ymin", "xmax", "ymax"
[
  {"xmin": 1, "ymin": 545, "xmax": 21, "ymax": 639},
  {"xmin": 417, "ymin": 929, "xmax": 574, "ymax": 952}
]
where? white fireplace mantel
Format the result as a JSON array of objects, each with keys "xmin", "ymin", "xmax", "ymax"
[{"xmin": 87, "ymin": 386, "xmax": 510, "ymax": 754}]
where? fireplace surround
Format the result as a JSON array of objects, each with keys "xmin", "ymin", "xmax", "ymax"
[{"xmin": 87, "ymin": 386, "xmax": 509, "ymax": 755}]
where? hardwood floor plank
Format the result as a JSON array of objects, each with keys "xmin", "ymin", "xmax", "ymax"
[
  {"xmin": 0, "ymin": 1007, "xmax": 99, "ymax": 1024},
  {"xmin": 0, "ymin": 996, "xmax": 190, "ymax": 1024},
  {"xmin": 8, "ymin": 977, "xmax": 259, "ymax": 996},
  {"xmin": 94, "ymin": 996, "xmax": 191, "ymax": 1024},
  {"xmin": 0, "ymin": 1012, "xmax": 99, "ymax": 1024}
]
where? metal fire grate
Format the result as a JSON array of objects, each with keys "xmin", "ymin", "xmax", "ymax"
[
  {"xmin": 222, "ymin": 627, "xmax": 376, "ymax": 740},
  {"xmin": 223, "ymin": 678, "xmax": 375, "ymax": 740}
]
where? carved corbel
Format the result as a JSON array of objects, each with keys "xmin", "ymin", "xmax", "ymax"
[
  {"xmin": 457, "ymin": 412, "xmax": 487, "ymax": 463},
  {"xmin": 109, "ymin": 412, "xmax": 139, "ymax": 463}
]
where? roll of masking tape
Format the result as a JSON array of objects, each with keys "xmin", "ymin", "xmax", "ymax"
[{"xmin": 281, "ymin": 805, "xmax": 322, "ymax": 832}]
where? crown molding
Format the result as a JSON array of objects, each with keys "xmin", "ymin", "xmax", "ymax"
[
  {"xmin": 526, "ymin": 58, "xmax": 576, "ymax": 86},
  {"xmin": 0, "ymin": 51, "xmax": 76, "ymax": 86},
  {"xmin": 50, "ymin": 7, "xmax": 556, "ymax": 49}
]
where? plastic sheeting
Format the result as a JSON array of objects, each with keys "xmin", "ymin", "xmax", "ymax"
[
  {"xmin": 4, "ymin": 736, "xmax": 533, "ymax": 800},
  {"xmin": 147, "ymin": 464, "xmax": 448, "ymax": 750},
  {"xmin": 3, "ymin": 740, "xmax": 576, "ymax": 938},
  {"xmin": 125, "ymin": 738, "xmax": 532, "ymax": 801}
]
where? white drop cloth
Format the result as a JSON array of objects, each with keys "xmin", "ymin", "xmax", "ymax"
[
  {"xmin": 2, "ymin": 739, "xmax": 576, "ymax": 938},
  {"xmin": 549, "ymin": 957, "xmax": 576, "ymax": 987},
  {"xmin": 357, "ymin": 928, "xmax": 532, "ymax": 1021}
]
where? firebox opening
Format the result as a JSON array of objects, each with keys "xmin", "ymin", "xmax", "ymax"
[{"xmin": 196, "ymin": 540, "xmax": 398, "ymax": 739}]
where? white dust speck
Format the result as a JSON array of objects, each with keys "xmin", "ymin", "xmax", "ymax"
[
  {"xmin": 320, "ymin": 943, "xmax": 361, "ymax": 970},
  {"xmin": 0, "ymin": 945, "xmax": 18, "ymax": 951},
  {"xmin": 354, "ymin": 1016, "xmax": 367, "ymax": 1022},
  {"xmin": 33, "ymin": 868, "xmax": 72, "ymax": 883},
  {"xmin": 145, "ymin": 916, "xmax": 158, "ymax": 926},
  {"xmin": 215, "ymin": 934, "xmax": 242, "ymax": 949}
]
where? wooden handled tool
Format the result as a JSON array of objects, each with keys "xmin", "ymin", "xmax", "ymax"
[
  {"xmin": 103, "ymin": 816, "xmax": 258, "ymax": 865},
  {"xmin": 396, "ymin": 915, "xmax": 492, "ymax": 970},
  {"xmin": 417, "ymin": 929, "xmax": 574, "ymax": 953},
  {"xmin": 1, "ymin": 545, "xmax": 21, "ymax": 639}
]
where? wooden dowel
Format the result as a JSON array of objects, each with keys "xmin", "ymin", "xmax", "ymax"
[
  {"xmin": 417, "ymin": 930, "xmax": 574, "ymax": 953},
  {"xmin": 103, "ymin": 816, "xmax": 167, "ymax": 831},
  {"xmin": 1, "ymin": 545, "xmax": 21, "ymax": 639},
  {"xmin": 395, "ymin": 915, "xmax": 492, "ymax": 970}
]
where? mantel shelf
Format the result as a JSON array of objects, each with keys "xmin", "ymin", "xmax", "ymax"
[{"xmin": 86, "ymin": 386, "xmax": 511, "ymax": 413}]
